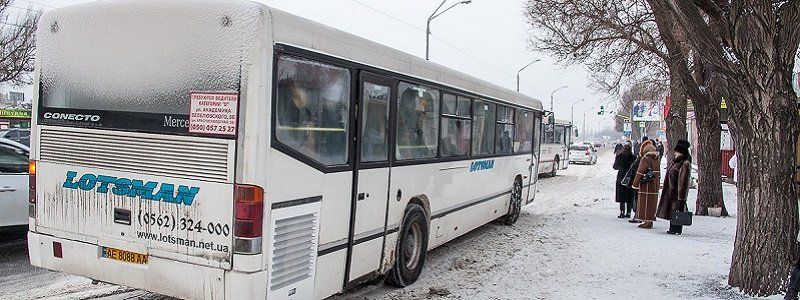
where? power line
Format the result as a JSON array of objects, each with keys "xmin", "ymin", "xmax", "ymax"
[{"xmin": 348, "ymin": 0, "xmax": 542, "ymax": 95}]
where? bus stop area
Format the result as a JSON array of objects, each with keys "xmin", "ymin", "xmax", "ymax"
[{"xmin": 0, "ymin": 148, "xmax": 745, "ymax": 300}]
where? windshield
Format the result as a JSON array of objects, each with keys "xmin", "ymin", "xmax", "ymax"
[{"xmin": 570, "ymin": 145, "xmax": 588, "ymax": 151}]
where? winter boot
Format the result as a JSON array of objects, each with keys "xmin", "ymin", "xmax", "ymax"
[{"xmin": 786, "ymin": 265, "xmax": 800, "ymax": 300}]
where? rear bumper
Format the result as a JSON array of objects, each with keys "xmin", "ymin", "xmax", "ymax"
[
  {"xmin": 569, "ymin": 156, "xmax": 593, "ymax": 162},
  {"xmin": 28, "ymin": 232, "xmax": 266, "ymax": 300}
]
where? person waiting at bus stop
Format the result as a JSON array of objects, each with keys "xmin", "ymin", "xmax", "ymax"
[
  {"xmin": 613, "ymin": 143, "xmax": 636, "ymax": 218},
  {"xmin": 631, "ymin": 139, "xmax": 661, "ymax": 229},
  {"xmin": 656, "ymin": 140, "xmax": 692, "ymax": 235}
]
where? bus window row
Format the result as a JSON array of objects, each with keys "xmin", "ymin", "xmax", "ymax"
[{"xmin": 274, "ymin": 54, "xmax": 541, "ymax": 167}]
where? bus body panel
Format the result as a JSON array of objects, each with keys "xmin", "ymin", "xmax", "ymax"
[
  {"xmin": 28, "ymin": 232, "xmax": 233, "ymax": 300},
  {"xmin": 388, "ymin": 155, "xmax": 528, "ymax": 250},
  {"xmin": 35, "ymin": 126, "xmax": 234, "ymax": 268}
]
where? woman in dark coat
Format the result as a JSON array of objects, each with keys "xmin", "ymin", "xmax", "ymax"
[
  {"xmin": 632, "ymin": 140, "xmax": 661, "ymax": 229},
  {"xmin": 613, "ymin": 143, "xmax": 636, "ymax": 218},
  {"xmin": 657, "ymin": 140, "xmax": 692, "ymax": 234}
]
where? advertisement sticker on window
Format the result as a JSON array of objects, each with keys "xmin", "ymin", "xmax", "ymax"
[{"xmin": 189, "ymin": 92, "xmax": 238, "ymax": 136}]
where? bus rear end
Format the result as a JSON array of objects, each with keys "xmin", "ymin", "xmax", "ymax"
[{"xmin": 28, "ymin": 1, "xmax": 268, "ymax": 299}]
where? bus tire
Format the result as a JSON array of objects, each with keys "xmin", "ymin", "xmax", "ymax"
[
  {"xmin": 502, "ymin": 177, "xmax": 523, "ymax": 225},
  {"xmin": 386, "ymin": 203, "xmax": 429, "ymax": 287},
  {"xmin": 549, "ymin": 159, "xmax": 558, "ymax": 177}
]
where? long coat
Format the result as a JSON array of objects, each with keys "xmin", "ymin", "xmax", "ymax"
[
  {"xmin": 632, "ymin": 141, "xmax": 660, "ymax": 222},
  {"xmin": 657, "ymin": 157, "xmax": 691, "ymax": 220},
  {"xmin": 613, "ymin": 152, "xmax": 636, "ymax": 203}
]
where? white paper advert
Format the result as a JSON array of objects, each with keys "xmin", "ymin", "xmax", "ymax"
[{"xmin": 189, "ymin": 92, "xmax": 238, "ymax": 136}]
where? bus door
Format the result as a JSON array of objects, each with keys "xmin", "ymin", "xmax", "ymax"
[{"xmin": 345, "ymin": 72, "xmax": 394, "ymax": 286}]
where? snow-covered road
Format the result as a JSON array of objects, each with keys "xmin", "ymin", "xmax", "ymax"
[
  {"xmin": 342, "ymin": 149, "xmax": 751, "ymax": 300},
  {"xmin": 0, "ymin": 149, "xmax": 759, "ymax": 299}
]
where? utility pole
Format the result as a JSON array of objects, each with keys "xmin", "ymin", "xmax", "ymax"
[
  {"xmin": 426, "ymin": 0, "xmax": 472, "ymax": 60},
  {"xmin": 570, "ymin": 98, "xmax": 585, "ymax": 126},
  {"xmin": 550, "ymin": 85, "xmax": 568, "ymax": 114},
  {"xmin": 582, "ymin": 106, "xmax": 595, "ymax": 142},
  {"xmin": 516, "ymin": 59, "xmax": 541, "ymax": 92}
]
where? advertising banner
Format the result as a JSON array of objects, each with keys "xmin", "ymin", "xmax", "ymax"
[
  {"xmin": 0, "ymin": 108, "xmax": 31, "ymax": 119},
  {"xmin": 632, "ymin": 101, "xmax": 664, "ymax": 122}
]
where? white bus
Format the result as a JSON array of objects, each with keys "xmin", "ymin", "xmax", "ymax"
[
  {"xmin": 537, "ymin": 117, "xmax": 572, "ymax": 177},
  {"xmin": 27, "ymin": 1, "xmax": 544, "ymax": 300}
]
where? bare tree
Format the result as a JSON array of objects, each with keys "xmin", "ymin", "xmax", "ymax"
[
  {"xmin": 0, "ymin": 0, "xmax": 40, "ymax": 85},
  {"xmin": 524, "ymin": 0, "xmax": 729, "ymax": 215},
  {"xmin": 654, "ymin": 0, "xmax": 800, "ymax": 295}
]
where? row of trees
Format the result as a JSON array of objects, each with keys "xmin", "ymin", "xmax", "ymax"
[{"xmin": 526, "ymin": 0, "xmax": 799, "ymax": 295}]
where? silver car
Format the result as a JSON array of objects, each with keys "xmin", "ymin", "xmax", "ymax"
[
  {"xmin": 0, "ymin": 138, "xmax": 29, "ymax": 228},
  {"xmin": 569, "ymin": 144, "xmax": 597, "ymax": 164}
]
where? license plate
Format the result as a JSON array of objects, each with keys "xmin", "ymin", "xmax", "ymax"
[{"xmin": 101, "ymin": 247, "xmax": 148, "ymax": 264}]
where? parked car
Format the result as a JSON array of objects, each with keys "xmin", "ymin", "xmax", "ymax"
[
  {"xmin": 569, "ymin": 144, "xmax": 597, "ymax": 164},
  {"xmin": 0, "ymin": 138, "xmax": 29, "ymax": 228},
  {"xmin": 0, "ymin": 128, "xmax": 31, "ymax": 146}
]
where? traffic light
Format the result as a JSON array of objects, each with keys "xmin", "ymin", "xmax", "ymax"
[{"xmin": 597, "ymin": 105, "xmax": 605, "ymax": 115}]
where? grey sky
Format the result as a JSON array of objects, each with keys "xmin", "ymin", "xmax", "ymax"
[{"xmin": 26, "ymin": 0, "xmax": 615, "ymax": 133}]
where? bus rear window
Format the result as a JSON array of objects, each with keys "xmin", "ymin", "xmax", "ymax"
[
  {"xmin": 36, "ymin": 2, "xmax": 260, "ymax": 136},
  {"xmin": 570, "ymin": 145, "xmax": 588, "ymax": 151}
]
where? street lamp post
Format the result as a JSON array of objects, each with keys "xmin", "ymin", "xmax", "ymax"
[
  {"xmin": 570, "ymin": 98, "xmax": 585, "ymax": 126},
  {"xmin": 426, "ymin": 0, "xmax": 472, "ymax": 60},
  {"xmin": 516, "ymin": 59, "xmax": 541, "ymax": 92},
  {"xmin": 549, "ymin": 85, "xmax": 568, "ymax": 113},
  {"xmin": 582, "ymin": 106, "xmax": 595, "ymax": 142}
]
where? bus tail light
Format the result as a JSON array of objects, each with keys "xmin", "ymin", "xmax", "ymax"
[
  {"xmin": 233, "ymin": 184, "xmax": 264, "ymax": 254},
  {"xmin": 29, "ymin": 160, "xmax": 36, "ymax": 206}
]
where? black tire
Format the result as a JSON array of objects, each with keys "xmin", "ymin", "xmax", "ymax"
[
  {"xmin": 386, "ymin": 203, "xmax": 429, "ymax": 287},
  {"xmin": 549, "ymin": 159, "xmax": 558, "ymax": 177},
  {"xmin": 502, "ymin": 178, "xmax": 523, "ymax": 225}
]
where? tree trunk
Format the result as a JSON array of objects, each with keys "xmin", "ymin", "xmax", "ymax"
[
  {"xmin": 664, "ymin": 69, "xmax": 687, "ymax": 165},
  {"xmin": 692, "ymin": 96, "xmax": 728, "ymax": 216},
  {"xmin": 727, "ymin": 83, "xmax": 799, "ymax": 296}
]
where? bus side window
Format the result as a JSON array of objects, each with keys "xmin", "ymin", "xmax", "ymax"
[
  {"xmin": 495, "ymin": 105, "xmax": 514, "ymax": 154},
  {"xmin": 396, "ymin": 82, "xmax": 439, "ymax": 160},
  {"xmin": 275, "ymin": 55, "xmax": 351, "ymax": 166},
  {"xmin": 440, "ymin": 94, "xmax": 471, "ymax": 157},
  {"xmin": 360, "ymin": 82, "xmax": 390, "ymax": 163},
  {"xmin": 514, "ymin": 109, "xmax": 534, "ymax": 153},
  {"xmin": 472, "ymin": 99, "xmax": 496, "ymax": 156}
]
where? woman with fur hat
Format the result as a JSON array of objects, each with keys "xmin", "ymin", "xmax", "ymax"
[
  {"xmin": 657, "ymin": 140, "xmax": 692, "ymax": 234},
  {"xmin": 631, "ymin": 139, "xmax": 661, "ymax": 229}
]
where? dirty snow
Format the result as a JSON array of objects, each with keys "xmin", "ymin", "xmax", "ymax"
[
  {"xmin": 338, "ymin": 149, "xmax": 773, "ymax": 300},
  {"xmin": 0, "ymin": 149, "xmax": 780, "ymax": 299}
]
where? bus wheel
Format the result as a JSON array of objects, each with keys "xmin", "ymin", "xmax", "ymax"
[
  {"xmin": 549, "ymin": 159, "xmax": 558, "ymax": 177},
  {"xmin": 502, "ymin": 178, "xmax": 523, "ymax": 225},
  {"xmin": 386, "ymin": 203, "xmax": 429, "ymax": 287}
]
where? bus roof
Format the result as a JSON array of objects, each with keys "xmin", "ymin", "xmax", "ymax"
[
  {"xmin": 543, "ymin": 117, "xmax": 572, "ymax": 125},
  {"xmin": 265, "ymin": 5, "xmax": 544, "ymax": 111}
]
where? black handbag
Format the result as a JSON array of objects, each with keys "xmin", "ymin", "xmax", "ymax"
[
  {"xmin": 640, "ymin": 166, "xmax": 655, "ymax": 184},
  {"xmin": 670, "ymin": 211, "xmax": 693, "ymax": 226}
]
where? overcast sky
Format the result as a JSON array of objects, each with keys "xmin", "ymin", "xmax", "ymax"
[{"xmin": 23, "ymin": 0, "xmax": 616, "ymax": 132}]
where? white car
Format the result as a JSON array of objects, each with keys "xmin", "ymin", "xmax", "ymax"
[
  {"xmin": 0, "ymin": 138, "xmax": 29, "ymax": 228},
  {"xmin": 569, "ymin": 144, "xmax": 597, "ymax": 164}
]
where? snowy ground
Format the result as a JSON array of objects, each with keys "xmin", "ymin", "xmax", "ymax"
[{"xmin": 0, "ymin": 149, "xmax": 773, "ymax": 299}]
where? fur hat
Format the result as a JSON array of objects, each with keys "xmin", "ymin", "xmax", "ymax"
[{"xmin": 675, "ymin": 140, "xmax": 690, "ymax": 157}]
